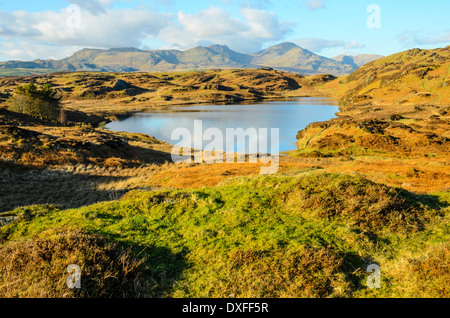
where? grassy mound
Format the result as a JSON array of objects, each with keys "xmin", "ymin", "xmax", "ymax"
[{"xmin": 283, "ymin": 173, "xmax": 428, "ymax": 233}]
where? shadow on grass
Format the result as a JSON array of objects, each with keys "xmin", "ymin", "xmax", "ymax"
[
  {"xmin": 0, "ymin": 161, "xmax": 131, "ymax": 212},
  {"xmin": 341, "ymin": 252, "xmax": 379, "ymax": 293},
  {"xmin": 98, "ymin": 232, "xmax": 190, "ymax": 298},
  {"xmin": 413, "ymin": 193, "xmax": 450, "ymax": 210},
  {"xmin": 0, "ymin": 226, "xmax": 189, "ymax": 298}
]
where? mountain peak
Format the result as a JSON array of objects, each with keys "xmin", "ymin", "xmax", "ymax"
[
  {"xmin": 279, "ymin": 42, "xmax": 299, "ymax": 48},
  {"xmin": 107, "ymin": 48, "xmax": 147, "ymax": 53},
  {"xmin": 0, "ymin": 42, "xmax": 365, "ymax": 76},
  {"xmin": 275, "ymin": 42, "xmax": 300, "ymax": 49},
  {"xmin": 73, "ymin": 48, "xmax": 105, "ymax": 54},
  {"xmin": 262, "ymin": 42, "xmax": 300, "ymax": 52},
  {"xmin": 256, "ymin": 42, "xmax": 308, "ymax": 55},
  {"xmin": 208, "ymin": 44, "xmax": 231, "ymax": 50}
]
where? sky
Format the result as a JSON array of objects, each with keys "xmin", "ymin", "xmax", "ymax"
[{"xmin": 0, "ymin": 0, "xmax": 449, "ymax": 61}]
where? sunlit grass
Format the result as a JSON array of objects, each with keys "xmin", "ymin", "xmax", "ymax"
[{"xmin": 1, "ymin": 173, "xmax": 448, "ymax": 298}]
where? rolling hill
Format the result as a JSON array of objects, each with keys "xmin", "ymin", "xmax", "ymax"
[
  {"xmin": 336, "ymin": 46, "xmax": 450, "ymax": 109},
  {"xmin": 296, "ymin": 46, "xmax": 450, "ymax": 186},
  {"xmin": 0, "ymin": 68, "xmax": 338, "ymax": 117},
  {"xmin": 0, "ymin": 42, "xmax": 375, "ymax": 77}
]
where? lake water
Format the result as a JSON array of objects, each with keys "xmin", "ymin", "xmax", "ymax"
[{"xmin": 106, "ymin": 98, "xmax": 339, "ymax": 153}]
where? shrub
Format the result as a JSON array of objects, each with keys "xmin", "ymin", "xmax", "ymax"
[{"xmin": 8, "ymin": 83, "xmax": 61, "ymax": 122}]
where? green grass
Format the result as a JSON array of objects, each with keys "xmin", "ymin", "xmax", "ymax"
[
  {"xmin": 289, "ymin": 145, "xmax": 388, "ymax": 159},
  {"xmin": 1, "ymin": 173, "xmax": 448, "ymax": 298}
]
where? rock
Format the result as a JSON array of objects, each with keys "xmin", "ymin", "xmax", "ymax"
[
  {"xmin": 114, "ymin": 79, "xmax": 129, "ymax": 91},
  {"xmin": 62, "ymin": 110, "xmax": 110, "ymax": 127},
  {"xmin": 389, "ymin": 114, "xmax": 404, "ymax": 121},
  {"xmin": 0, "ymin": 216, "xmax": 18, "ymax": 227}
]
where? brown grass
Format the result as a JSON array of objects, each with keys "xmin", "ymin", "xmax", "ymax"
[
  {"xmin": 387, "ymin": 244, "xmax": 450, "ymax": 297},
  {"xmin": 0, "ymin": 227, "xmax": 147, "ymax": 298},
  {"xmin": 147, "ymin": 161, "xmax": 320, "ymax": 189},
  {"xmin": 405, "ymin": 245, "xmax": 450, "ymax": 297},
  {"xmin": 330, "ymin": 46, "xmax": 450, "ymax": 109},
  {"xmin": 212, "ymin": 247, "xmax": 350, "ymax": 298},
  {"xmin": 323, "ymin": 156, "xmax": 450, "ymax": 193}
]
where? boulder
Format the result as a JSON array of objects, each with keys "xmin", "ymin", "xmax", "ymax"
[{"xmin": 114, "ymin": 79, "xmax": 129, "ymax": 91}]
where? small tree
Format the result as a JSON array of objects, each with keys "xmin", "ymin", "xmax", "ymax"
[{"xmin": 8, "ymin": 83, "xmax": 61, "ymax": 122}]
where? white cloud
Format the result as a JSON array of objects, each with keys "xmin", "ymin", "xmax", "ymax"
[
  {"xmin": 344, "ymin": 41, "xmax": 366, "ymax": 50},
  {"xmin": 302, "ymin": 0, "xmax": 327, "ymax": 11},
  {"xmin": 398, "ymin": 30, "xmax": 450, "ymax": 46},
  {"xmin": 0, "ymin": 42, "xmax": 84, "ymax": 61},
  {"xmin": 0, "ymin": 7, "xmax": 173, "ymax": 60},
  {"xmin": 67, "ymin": 0, "xmax": 107, "ymax": 15},
  {"xmin": 240, "ymin": 8, "xmax": 290, "ymax": 40},
  {"xmin": 0, "ymin": 5, "xmax": 293, "ymax": 60},
  {"xmin": 293, "ymin": 38, "xmax": 365, "ymax": 53},
  {"xmin": 178, "ymin": 8, "xmax": 243, "ymax": 38},
  {"xmin": 159, "ymin": 7, "xmax": 292, "ymax": 53}
]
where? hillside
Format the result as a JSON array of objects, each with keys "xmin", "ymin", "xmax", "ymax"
[
  {"xmin": 0, "ymin": 43, "xmax": 359, "ymax": 77},
  {"xmin": 1, "ymin": 172, "xmax": 448, "ymax": 298},
  {"xmin": 295, "ymin": 46, "xmax": 450, "ymax": 193},
  {"xmin": 0, "ymin": 68, "xmax": 336, "ymax": 117},
  {"xmin": 331, "ymin": 46, "xmax": 450, "ymax": 112}
]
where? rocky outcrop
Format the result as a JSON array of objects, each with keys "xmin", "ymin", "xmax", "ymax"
[{"xmin": 114, "ymin": 79, "xmax": 129, "ymax": 91}]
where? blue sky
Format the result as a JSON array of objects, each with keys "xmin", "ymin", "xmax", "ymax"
[{"xmin": 0, "ymin": 0, "xmax": 449, "ymax": 61}]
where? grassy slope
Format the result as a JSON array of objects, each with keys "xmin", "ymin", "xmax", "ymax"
[
  {"xmin": 1, "ymin": 174, "xmax": 448, "ymax": 298},
  {"xmin": 294, "ymin": 47, "xmax": 450, "ymax": 193},
  {"xmin": 321, "ymin": 46, "xmax": 450, "ymax": 108}
]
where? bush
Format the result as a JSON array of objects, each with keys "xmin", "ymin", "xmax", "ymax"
[{"xmin": 8, "ymin": 83, "xmax": 61, "ymax": 122}]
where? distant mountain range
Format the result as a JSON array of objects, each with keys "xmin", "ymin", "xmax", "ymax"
[
  {"xmin": 0, "ymin": 42, "xmax": 383, "ymax": 76},
  {"xmin": 331, "ymin": 54, "xmax": 384, "ymax": 69}
]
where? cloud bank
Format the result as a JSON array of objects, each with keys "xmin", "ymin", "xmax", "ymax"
[
  {"xmin": 398, "ymin": 30, "xmax": 450, "ymax": 47},
  {"xmin": 293, "ymin": 38, "xmax": 365, "ymax": 53},
  {"xmin": 0, "ymin": 4, "xmax": 293, "ymax": 60}
]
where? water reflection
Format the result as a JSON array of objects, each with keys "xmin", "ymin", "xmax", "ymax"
[{"xmin": 106, "ymin": 98, "xmax": 339, "ymax": 153}]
